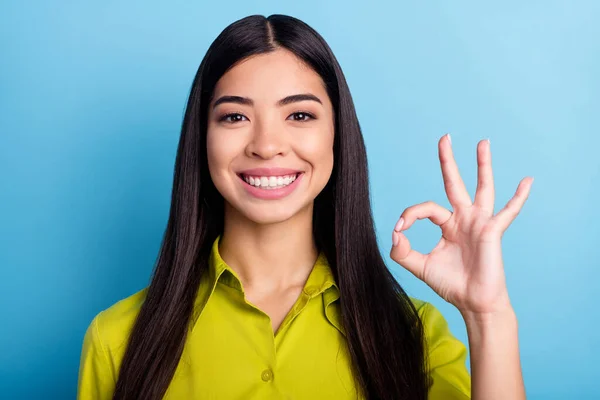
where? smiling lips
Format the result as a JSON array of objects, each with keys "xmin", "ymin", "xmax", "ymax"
[
  {"xmin": 238, "ymin": 168, "xmax": 304, "ymax": 199},
  {"xmin": 242, "ymin": 174, "xmax": 298, "ymax": 189}
]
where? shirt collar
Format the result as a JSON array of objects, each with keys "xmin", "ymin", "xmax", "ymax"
[{"xmin": 190, "ymin": 236, "xmax": 343, "ymax": 335}]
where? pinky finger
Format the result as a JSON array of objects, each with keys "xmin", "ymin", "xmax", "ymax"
[{"xmin": 492, "ymin": 177, "xmax": 534, "ymax": 233}]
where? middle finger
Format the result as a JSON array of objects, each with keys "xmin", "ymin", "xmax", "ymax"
[{"xmin": 439, "ymin": 134, "xmax": 472, "ymax": 209}]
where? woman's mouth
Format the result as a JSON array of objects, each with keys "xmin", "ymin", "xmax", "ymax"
[
  {"xmin": 238, "ymin": 173, "xmax": 301, "ymax": 190},
  {"xmin": 235, "ymin": 168, "xmax": 304, "ymax": 200}
]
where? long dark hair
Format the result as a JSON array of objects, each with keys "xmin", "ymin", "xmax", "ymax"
[{"xmin": 113, "ymin": 14, "xmax": 429, "ymax": 400}]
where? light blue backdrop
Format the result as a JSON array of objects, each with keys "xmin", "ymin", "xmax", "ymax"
[{"xmin": 1, "ymin": 1, "xmax": 598, "ymax": 399}]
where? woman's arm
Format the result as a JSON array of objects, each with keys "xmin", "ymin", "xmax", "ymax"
[
  {"xmin": 462, "ymin": 307, "xmax": 525, "ymax": 400},
  {"xmin": 389, "ymin": 134, "xmax": 533, "ymax": 399}
]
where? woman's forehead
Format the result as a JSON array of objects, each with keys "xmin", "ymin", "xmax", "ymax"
[{"xmin": 212, "ymin": 50, "xmax": 327, "ymax": 103}]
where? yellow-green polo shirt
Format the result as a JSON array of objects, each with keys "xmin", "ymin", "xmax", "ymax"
[{"xmin": 77, "ymin": 237, "xmax": 471, "ymax": 399}]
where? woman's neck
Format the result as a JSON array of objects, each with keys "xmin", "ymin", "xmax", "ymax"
[{"xmin": 218, "ymin": 203, "xmax": 319, "ymax": 293}]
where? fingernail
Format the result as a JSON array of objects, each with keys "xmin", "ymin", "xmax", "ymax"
[
  {"xmin": 394, "ymin": 217, "xmax": 404, "ymax": 232},
  {"xmin": 447, "ymin": 133, "xmax": 452, "ymax": 145},
  {"xmin": 487, "ymin": 138, "xmax": 491, "ymax": 145},
  {"xmin": 392, "ymin": 231, "xmax": 399, "ymax": 247}
]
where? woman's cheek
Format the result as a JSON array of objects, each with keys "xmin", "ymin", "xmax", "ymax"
[
  {"xmin": 295, "ymin": 131, "xmax": 334, "ymax": 183},
  {"xmin": 297, "ymin": 128, "xmax": 334, "ymax": 156},
  {"xmin": 208, "ymin": 131, "xmax": 244, "ymax": 168}
]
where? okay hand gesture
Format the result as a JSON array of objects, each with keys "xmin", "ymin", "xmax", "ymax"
[{"xmin": 390, "ymin": 134, "xmax": 533, "ymax": 315}]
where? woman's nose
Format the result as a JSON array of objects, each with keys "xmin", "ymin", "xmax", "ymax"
[{"xmin": 245, "ymin": 124, "xmax": 289, "ymax": 160}]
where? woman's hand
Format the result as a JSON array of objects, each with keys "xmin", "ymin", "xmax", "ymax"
[{"xmin": 390, "ymin": 134, "xmax": 533, "ymax": 315}]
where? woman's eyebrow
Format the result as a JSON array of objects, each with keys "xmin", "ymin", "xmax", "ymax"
[{"xmin": 212, "ymin": 93, "xmax": 322, "ymax": 109}]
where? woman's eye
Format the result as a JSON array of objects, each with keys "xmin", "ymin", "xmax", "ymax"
[
  {"xmin": 219, "ymin": 113, "xmax": 248, "ymax": 124},
  {"xmin": 219, "ymin": 111, "xmax": 315, "ymax": 124},
  {"xmin": 288, "ymin": 112, "xmax": 315, "ymax": 122}
]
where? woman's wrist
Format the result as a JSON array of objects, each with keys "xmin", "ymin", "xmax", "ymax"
[
  {"xmin": 461, "ymin": 305, "xmax": 525, "ymax": 400},
  {"xmin": 460, "ymin": 305, "xmax": 518, "ymax": 332}
]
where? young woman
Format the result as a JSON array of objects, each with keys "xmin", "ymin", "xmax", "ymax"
[{"xmin": 77, "ymin": 14, "xmax": 532, "ymax": 400}]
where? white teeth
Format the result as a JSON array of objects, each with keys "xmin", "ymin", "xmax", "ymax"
[{"xmin": 242, "ymin": 173, "xmax": 298, "ymax": 189}]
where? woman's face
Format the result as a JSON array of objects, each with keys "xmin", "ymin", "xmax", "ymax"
[{"xmin": 207, "ymin": 48, "xmax": 335, "ymax": 225}]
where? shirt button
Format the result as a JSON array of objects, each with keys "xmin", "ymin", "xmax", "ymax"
[
  {"xmin": 304, "ymin": 285, "xmax": 319, "ymax": 296},
  {"xmin": 261, "ymin": 368, "xmax": 274, "ymax": 382}
]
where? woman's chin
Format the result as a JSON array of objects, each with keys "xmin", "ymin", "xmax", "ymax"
[
  {"xmin": 242, "ymin": 207, "xmax": 300, "ymax": 225},
  {"xmin": 223, "ymin": 196, "xmax": 313, "ymax": 226}
]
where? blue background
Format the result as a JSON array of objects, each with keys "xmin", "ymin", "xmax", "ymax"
[{"xmin": 1, "ymin": 1, "xmax": 598, "ymax": 398}]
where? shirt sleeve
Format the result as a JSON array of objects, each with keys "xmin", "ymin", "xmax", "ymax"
[
  {"xmin": 419, "ymin": 302, "xmax": 471, "ymax": 400},
  {"xmin": 77, "ymin": 312, "xmax": 116, "ymax": 400}
]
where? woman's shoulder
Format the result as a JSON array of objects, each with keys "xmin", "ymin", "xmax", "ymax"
[
  {"xmin": 86, "ymin": 287, "xmax": 149, "ymax": 351},
  {"xmin": 101, "ymin": 287, "xmax": 148, "ymax": 320},
  {"xmin": 78, "ymin": 288, "xmax": 150, "ymax": 396},
  {"xmin": 408, "ymin": 296, "xmax": 438, "ymax": 323},
  {"xmin": 408, "ymin": 296, "xmax": 428, "ymax": 312},
  {"xmin": 408, "ymin": 296, "xmax": 471, "ymax": 397},
  {"xmin": 407, "ymin": 296, "xmax": 456, "ymax": 337}
]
